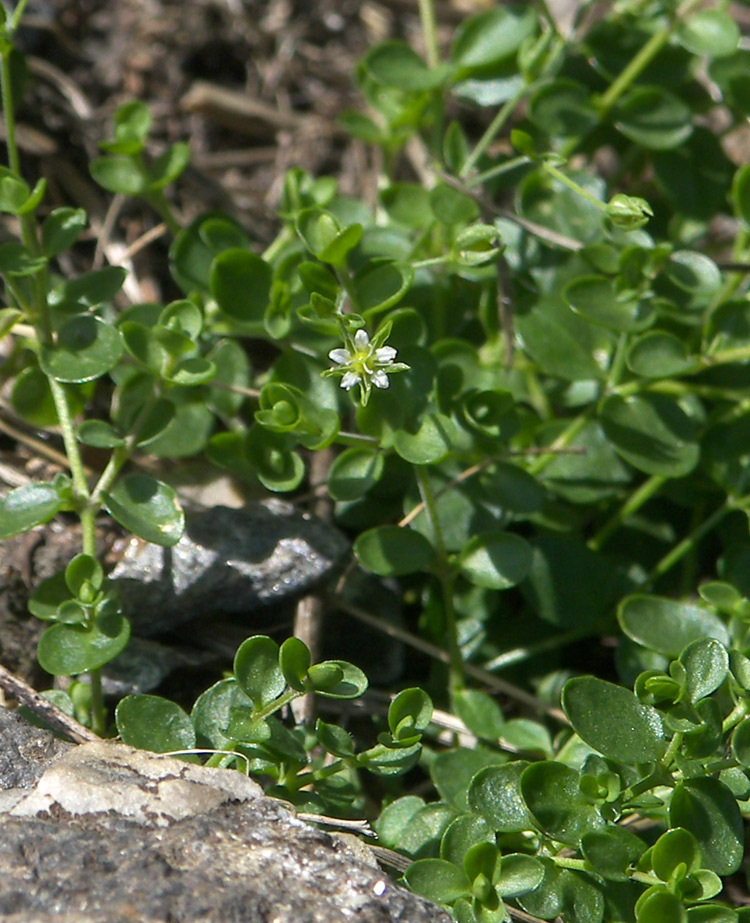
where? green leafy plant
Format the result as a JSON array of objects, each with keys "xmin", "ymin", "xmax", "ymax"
[
  {"xmin": 113, "ymin": 635, "xmax": 431, "ymax": 813},
  {"xmin": 3, "ymin": 0, "xmax": 750, "ymax": 919}
]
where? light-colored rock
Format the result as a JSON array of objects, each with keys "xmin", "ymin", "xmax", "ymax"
[
  {"xmin": 0, "ymin": 709, "xmax": 450, "ymax": 923},
  {"xmin": 10, "ymin": 741, "xmax": 263, "ymax": 826}
]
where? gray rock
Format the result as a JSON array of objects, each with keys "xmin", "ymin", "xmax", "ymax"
[
  {"xmin": 111, "ymin": 501, "xmax": 349, "ymax": 636},
  {"xmin": 0, "ymin": 706, "xmax": 73, "ymax": 791},
  {"xmin": 0, "ymin": 710, "xmax": 449, "ymax": 923}
]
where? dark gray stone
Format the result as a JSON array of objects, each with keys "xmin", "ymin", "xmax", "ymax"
[
  {"xmin": 0, "ymin": 711, "xmax": 450, "ymax": 923},
  {"xmin": 111, "ymin": 501, "xmax": 349, "ymax": 636},
  {"xmin": 0, "ymin": 706, "xmax": 73, "ymax": 792}
]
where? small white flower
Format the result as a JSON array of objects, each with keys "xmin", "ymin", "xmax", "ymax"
[{"xmin": 324, "ymin": 328, "xmax": 408, "ymax": 404}]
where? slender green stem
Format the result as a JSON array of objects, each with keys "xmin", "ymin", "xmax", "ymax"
[
  {"xmin": 262, "ymin": 226, "xmax": 295, "ymax": 262},
  {"xmin": 335, "ymin": 430, "xmax": 380, "ymax": 448},
  {"xmin": 542, "ymin": 161, "xmax": 607, "ymax": 211},
  {"xmin": 468, "ymin": 155, "xmax": 532, "ymax": 188},
  {"xmin": 460, "ymin": 90, "xmax": 526, "ymax": 179},
  {"xmin": 552, "ymin": 856, "xmax": 589, "ymax": 872},
  {"xmin": 88, "ymin": 670, "xmax": 105, "ymax": 737},
  {"xmin": 722, "ymin": 699, "xmax": 750, "ymax": 735},
  {"xmin": 418, "ymin": 0, "xmax": 439, "ymax": 69},
  {"xmin": 661, "ymin": 731, "xmax": 683, "ymax": 767},
  {"xmin": 645, "ymin": 502, "xmax": 730, "ymax": 590},
  {"xmin": 597, "ymin": 0, "xmax": 703, "ymax": 116},
  {"xmin": 415, "ymin": 467, "xmax": 464, "ymax": 695},
  {"xmin": 145, "ymin": 189, "xmax": 181, "ymax": 236},
  {"xmin": 588, "ymin": 474, "xmax": 665, "ymax": 552},
  {"xmin": 596, "ymin": 29, "xmax": 670, "ymax": 118},
  {"xmin": 559, "ymin": 0, "xmax": 704, "ymax": 159},
  {"xmin": 0, "ymin": 47, "xmax": 20, "ymax": 177},
  {"xmin": 528, "ymin": 408, "xmax": 593, "ymax": 477},
  {"xmin": 484, "ymin": 627, "xmax": 590, "ymax": 671},
  {"xmin": 7, "ymin": 0, "xmax": 32, "ymax": 35},
  {"xmin": 703, "ymin": 757, "xmax": 739, "ymax": 775},
  {"xmin": 630, "ymin": 871, "xmax": 664, "ymax": 888}
]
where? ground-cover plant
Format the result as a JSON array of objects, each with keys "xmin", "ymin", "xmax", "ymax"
[{"xmin": 2, "ymin": 0, "xmax": 750, "ymax": 919}]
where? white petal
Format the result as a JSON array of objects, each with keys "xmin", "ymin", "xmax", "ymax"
[
  {"xmin": 372, "ymin": 370, "xmax": 390, "ymax": 389},
  {"xmin": 329, "ymin": 348, "xmax": 351, "ymax": 365},
  {"xmin": 354, "ymin": 329, "xmax": 370, "ymax": 349},
  {"xmin": 375, "ymin": 346, "xmax": 397, "ymax": 363},
  {"xmin": 340, "ymin": 371, "xmax": 361, "ymax": 390}
]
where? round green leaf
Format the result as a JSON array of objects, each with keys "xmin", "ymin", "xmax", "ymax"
[
  {"xmin": 680, "ymin": 638, "xmax": 729, "ymax": 703},
  {"xmin": 354, "ymin": 525, "xmax": 436, "ymax": 576},
  {"xmin": 429, "ymin": 184, "xmax": 479, "ymax": 225},
  {"xmin": 599, "ymin": 393, "xmax": 700, "ymax": 477},
  {"xmin": 40, "ymin": 315, "xmax": 124, "ymax": 383},
  {"xmin": 245, "ymin": 427, "xmax": 306, "ymax": 493},
  {"xmin": 206, "ymin": 339, "xmax": 251, "ymax": 416},
  {"xmin": 580, "ymin": 828, "xmax": 645, "ymax": 882},
  {"xmin": 51, "ymin": 266, "xmax": 127, "ymax": 310},
  {"xmin": 636, "ymin": 889, "xmax": 687, "ymax": 923},
  {"xmin": 562, "ymin": 676, "xmax": 667, "ymax": 763},
  {"xmin": 374, "ymin": 795, "xmax": 426, "ymax": 846},
  {"xmin": 404, "ymin": 859, "xmax": 471, "ymax": 904},
  {"xmin": 210, "ymin": 248, "xmax": 272, "ymax": 325},
  {"xmin": 565, "ymin": 275, "xmax": 655, "ymax": 332},
  {"xmin": 77, "ymin": 419, "xmax": 125, "ymax": 448},
  {"xmin": 65, "ymin": 554, "xmax": 103, "ymax": 600},
  {"xmin": 431, "ymin": 749, "xmax": 508, "ymax": 812},
  {"xmin": 732, "ymin": 718, "xmax": 750, "ymax": 767},
  {"xmin": 388, "ymin": 687, "xmax": 433, "ymax": 739},
  {"xmin": 90, "ymin": 155, "xmax": 148, "ymax": 195},
  {"xmin": 453, "ymin": 689, "xmax": 505, "ymax": 742},
  {"xmin": 28, "ymin": 571, "xmax": 71, "ymax": 621},
  {"xmin": 381, "ymin": 183, "xmax": 434, "ymax": 229},
  {"xmin": 11, "ymin": 367, "xmax": 59, "ymax": 427},
  {"xmin": 352, "ymin": 261, "xmax": 412, "ymax": 316},
  {"xmin": 0, "ymin": 481, "xmax": 66, "ymax": 539},
  {"xmin": 515, "ymin": 292, "xmax": 611, "ymax": 381},
  {"xmin": 615, "ymin": 86, "xmax": 692, "ymax": 150},
  {"xmin": 115, "ymin": 694, "xmax": 196, "ymax": 752},
  {"xmin": 278, "ymin": 636, "xmax": 311, "ymax": 691},
  {"xmin": 149, "ymin": 142, "xmax": 191, "ymax": 191},
  {"xmin": 312, "ymin": 661, "xmax": 368, "ymax": 699},
  {"xmin": 328, "ymin": 447, "xmax": 384, "ymax": 501},
  {"xmin": 103, "ymin": 474, "xmax": 185, "ymax": 547},
  {"xmin": 626, "ymin": 331, "xmax": 693, "ymax": 378},
  {"xmin": 0, "ymin": 241, "xmax": 47, "ymax": 276},
  {"xmin": 315, "ymin": 718, "xmax": 355, "ymax": 758},
  {"xmin": 652, "ymin": 828, "xmax": 701, "ymax": 882},
  {"xmin": 37, "ymin": 615, "xmax": 131, "ymax": 676},
  {"xmin": 364, "ymin": 41, "xmax": 450, "ymax": 91},
  {"xmin": 520, "ymin": 761, "xmax": 606, "ymax": 846},
  {"xmin": 138, "ymin": 397, "xmax": 214, "ymax": 459},
  {"xmin": 529, "ymin": 79, "xmax": 598, "ymax": 139},
  {"xmin": 451, "ymin": 5, "xmax": 537, "ymax": 70},
  {"xmin": 618, "ymin": 595, "xmax": 729, "ymax": 657},
  {"xmin": 440, "ymin": 814, "xmax": 494, "ymax": 867},
  {"xmin": 191, "ymin": 678, "xmax": 253, "ymax": 749},
  {"xmin": 670, "ymin": 778, "xmax": 743, "ymax": 875},
  {"xmin": 539, "ymin": 419, "xmax": 631, "ymax": 504},
  {"xmin": 167, "ymin": 357, "xmax": 216, "ymax": 386},
  {"xmin": 42, "ymin": 207, "xmax": 87, "ymax": 257},
  {"xmin": 233, "ymin": 635, "xmax": 285, "ymax": 707},
  {"xmin": 459, "ymin": 531, "xmax": 532, "ymax": 590},
  {"xmin": 393, "ymin": 413, "xmax": 456, "ymax": 465},
  {"xmin": 170, "ymin": 212, "xmax": 251, "ymax": 295},
  {"xmin": 496, "ymin": 854, "xmax": 545, "ymax": 899},
  {"xmin": 678, "ymin": 10, "xmax": 739, "ymax": 58},
  {"xmin": 468, "ymin": 762, "xmax": 535, "ymax": 833},
  {"xmin": 665, "ymin": 250, "xmax": 722, "ymax": 297}
]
